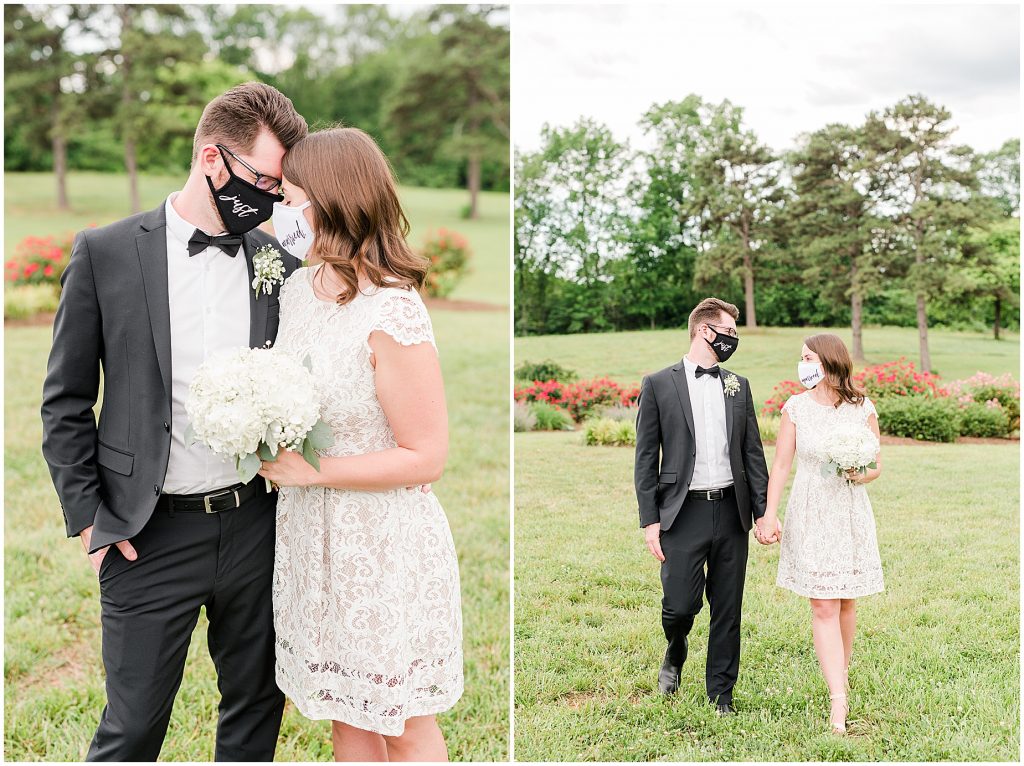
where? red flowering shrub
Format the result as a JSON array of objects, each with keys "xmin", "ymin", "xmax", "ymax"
[
  {"xmin": 852, "ymin": 357, "xmax": 947, "ymax": 399},
  {"xmin": 6, "ymin": 231, "xmax": 79, "ymax": 287},
  {"xmin": 515, "ymin": 377, "xmax": 641, "ymax": 422},
  {"xmin": 760, "ymin": 379, "xmax": 806, "ymax": 416},
  {"xmin": 421, "ymin": 228, "xmax": 471, "ymax": 298}
]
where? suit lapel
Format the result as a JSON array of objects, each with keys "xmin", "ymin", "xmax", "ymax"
[
  {"xmin": 669, "ymin": 360, "xmax": 696, "ymax": 441},
  {"xmin": 720, "ymin": 366, "xmax": 736, "ymax": 448},
  {"xmin": 137, "ymin": 206, "xmax": 172, "ymax": 399},
  {"xmin": 242, "ymin": 234, "xmax": 268, "ymax": 349}
]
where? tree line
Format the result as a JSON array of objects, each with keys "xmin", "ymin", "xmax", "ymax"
[
  {"xmin": 5, "ymin": 3, "xmax": 509, "ymax": 218},
  {"xmin": 515, "ymin": 93, "xmax": 1019, "ymax": 371}
]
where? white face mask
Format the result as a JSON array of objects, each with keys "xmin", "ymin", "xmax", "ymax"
[
  {"xmin": 271, "ymin": 201, "xmax": 313, "ymax": 261},
  {"xmin": 798, "ymin": 361, "xmax": 825, "ymax": 389}
]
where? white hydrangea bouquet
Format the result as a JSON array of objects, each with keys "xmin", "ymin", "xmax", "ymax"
[
  {"xmin": 818, "ymin": 422, "xmax": 880, "ymax": 483},
  {"xmin": 184, "ymin": 347, "xmax": 333, "ymax": 485}
]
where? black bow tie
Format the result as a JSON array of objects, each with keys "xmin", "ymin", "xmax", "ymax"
[
  {"xmin": 695, "ymin": 365, "xmax": 720, "ymax": 379},
  {"xmin": 187, "ymin": 230, "xmax": 243, "ymax": 257}
]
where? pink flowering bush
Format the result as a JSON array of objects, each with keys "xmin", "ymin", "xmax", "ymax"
[
  {"xmin": 515, "ymin": 377, "xmax": 640, "ymax": 422},
  {"xmin": 946, "ymin": 372, "xmax": 1020, "ymax": 432},
  {"xmin": 853, "ymin": 357, "xmax": 947, "ymax": 399}
]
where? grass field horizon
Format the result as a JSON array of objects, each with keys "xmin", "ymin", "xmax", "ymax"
[
  {"xmin": 515, "ymin": 325, "xmax": 1020, "ymax": 410},
  {"xmin": 5, "ymin": 171, "xmax": 509, "ymax": 307},
  {"xmin": 4, "ymin": 172, "xmax": 510, "ymax": 760}
]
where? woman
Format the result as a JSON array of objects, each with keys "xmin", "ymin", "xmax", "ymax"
[
  {"xmin": 257, "ymin": 127, "xmax": 463, "ymax": 762},
  {"xmin": 760, "ymin": 334, "xmax": 884, "ymax": 734}
]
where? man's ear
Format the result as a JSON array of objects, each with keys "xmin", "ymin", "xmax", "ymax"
[{"xmin": 197, "ymin": 143, "xmax": 224, "ymax": 178}]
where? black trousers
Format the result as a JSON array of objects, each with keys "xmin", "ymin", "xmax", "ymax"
[
  {"xmin": 659, "ymin": 487, "xmax": 748, "ymax": 705},
  {"xmin": 87, "ymin": 487, "xmax": 285, "ymax": 761}
]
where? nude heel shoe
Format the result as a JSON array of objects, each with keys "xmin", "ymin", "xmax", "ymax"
[{"xmin": 830, "ymin": 693, "xmax": 848, "ymax": 734}]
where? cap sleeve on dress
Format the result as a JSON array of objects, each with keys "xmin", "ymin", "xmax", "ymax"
[
  {"xmin": 861, "ymin": 396, "xmax": 877, "ymax": 421},
  {"xmin": 369, "ymin": 289, "xmax": 437, "ymax": 352},
  {"xmin": 781, "ymin": 394, "xmax": 800, "ymax": 424}
]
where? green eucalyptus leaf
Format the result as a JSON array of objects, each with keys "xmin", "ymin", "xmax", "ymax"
[
  {"xmin": 238, "ymin": 452, "xmax": 261, "ymax": 483},
  {"xmin": 302, "ymin": 438, "xmax": 321, "ymax": 472},
  {"xmin": 257, "ymin": 442, "xmax": 276, "ymax": 462},
  {"xmin": 307, "ymin": 419, "xmax": 334, "ymax": 450},
  {"xmin": 184, "ymin": 423, "xmax": 197, "ymax": 446}
]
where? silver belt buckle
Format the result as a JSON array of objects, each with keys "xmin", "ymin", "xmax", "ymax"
[{"xmin": 203, "ymin": 487, "xmax": 240, "ymax": 514}]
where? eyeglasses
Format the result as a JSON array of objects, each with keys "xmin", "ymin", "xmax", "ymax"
[
  {"xmin": 707, "ymin": 323, "xmax": 739, "ymax": 338},
  {"xmin": 216, "ymin": 144, "xmax": 282, "ymax": 192}
]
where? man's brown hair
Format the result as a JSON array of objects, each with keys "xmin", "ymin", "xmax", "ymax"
[
  {"xmin": 687, "ymin": 297, "xmax": 740, "ymax": 339},
  {"xmin": 191, "ymin": 82, "xmax": 308, "ymax": 163}
]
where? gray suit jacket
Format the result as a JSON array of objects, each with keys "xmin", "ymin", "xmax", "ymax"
[
  {"xmin": 633, "ymin": 359, "xmax": 769, "ymax": 533},
  {"xmin": 41, "ymin": 203, "xmax": 297, "ymax": 553}
]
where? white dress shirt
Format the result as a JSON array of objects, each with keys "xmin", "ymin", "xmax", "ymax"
[
  {"xmin": 162, "ymin": 193, "xmax": 251, "ymax": 494},
  {"xmin": 682, "ymin": 354, "xmax": 734, "ymax": 491}
]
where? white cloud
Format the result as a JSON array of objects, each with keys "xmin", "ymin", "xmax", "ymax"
[{"xmin": 513, "ymin": 3, "xmax": 1020, "ymax": 154}]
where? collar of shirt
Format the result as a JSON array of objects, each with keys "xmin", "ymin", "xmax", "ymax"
[
  {"xmin": 682, "ymin": 354, "xmax": 716, "ymax": 381},
  {"xmin": 165, "ymin": 192, "xmax": 227, "ymax": 248}
]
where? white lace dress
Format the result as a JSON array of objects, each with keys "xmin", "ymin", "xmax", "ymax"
[
  {"xmin": 776, "ymin": 393, "xmax": 885, "ymax": 599},
  {"xmin": 271, "ymin": 265, "xmax": 463, "ymax": 735}
]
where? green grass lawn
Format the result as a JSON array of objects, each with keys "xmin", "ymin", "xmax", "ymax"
[
  {"xmin": 515, "ymin": 326, "xmax": 1020, "ymax": 409},
  {"xmin": 5, "ymin": 172, "xmax": 509, "ymax": 306},
  {"xmin": 4, "ymin": 314, "xmax": 508, "ymax": 759},
  {"xmin": 513, "ymin": 430, "xmax": 1019, "ymax": 761}
]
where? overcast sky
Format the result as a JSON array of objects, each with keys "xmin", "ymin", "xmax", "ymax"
[{"xmin": 513, "ymin": 4, "xmax": 1020, "ymax": 154}]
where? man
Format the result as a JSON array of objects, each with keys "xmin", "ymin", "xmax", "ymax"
[
  {"xmin": 633, "ymin": 297, "xmax": 777, "ymax": 713},
  {"xmin": 41, "ymin": 82, "xmax": 308, "ymax": 761}
]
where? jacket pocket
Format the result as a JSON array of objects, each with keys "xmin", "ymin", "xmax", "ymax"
[
  {"xmin": 96, "ymin": 440, "xmax": 134, "ymax": 476},
  {"xmin": 658, "ymin": 471, "xmax": 677, "ymax": 484}
]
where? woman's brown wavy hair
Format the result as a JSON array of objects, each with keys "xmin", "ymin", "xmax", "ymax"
[
  {"xmin": 282, "ymin": 127, "xmax": 427, "ymax": 305},
  {"xmin": 805, "ymin": 333, "xmax": 866, "ymax": 408}
]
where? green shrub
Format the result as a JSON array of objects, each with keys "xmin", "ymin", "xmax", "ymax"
[
  {"xmin": 875, "ymin": 396, "xmax": 959, "ymax": 443},
  {"xmin": 514, "ymin": 359, "xmax": 577, "ymax": 383},
  {"xmin": 4, "ymin": 284, "xmax": 59, "ymax": 320},
  {"xmin": 592, "ymin": 404, "xmax": 638, "ymax": 423},
  {"xmin": 956, "ymin": 401, "xmax": 1012, "ymax": 438},
  {"xmin": 583, "ymin": 417, "xmax": 636, "ymax": 447},
  {"xmin": 757, "ymin": 415, "xmax": 780, "ymax": 443},
  {"xmin": 529, "ymin": 401, "xmax": 574, "ymax": 431},
  {"xmin": 513, "ymin": 401, "xmax": 536, "ymax": 433}
]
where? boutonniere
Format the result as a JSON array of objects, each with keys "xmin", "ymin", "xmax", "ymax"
[
  {"xmin": 723, "ymin": 373, "xmax": 740, "ymax": 397},
  {"xmin": 251, "ymin": 245, "xmax": 285, "ymax": 300}
]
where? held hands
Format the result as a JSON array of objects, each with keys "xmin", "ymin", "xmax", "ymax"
[
  {"xmin": 754, "ymin": 514, "xmax": 782, "ymax": 546},
  {"xmin": 80, "ymin": 524, "xmax": 137, "ymax": 575},
  {"xmin": 644, "ymin": 523, "xmax": 665, "ymax": 562}
]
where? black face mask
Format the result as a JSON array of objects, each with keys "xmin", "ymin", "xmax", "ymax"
[
  {"xmin": 205, "ymin": 148, "xmax": 283, "ymax": 234},
  {"xmin": 704, "ymin": 325, "xmax": 739, "ymax": 363}
]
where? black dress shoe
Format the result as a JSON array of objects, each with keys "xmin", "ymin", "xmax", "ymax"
[
  {"xmin": 658, "ymin": 660, "xmax": 680, "ymax": 695},
  {"xmin": 658, "ymin": 639, "xmax": 687, "ymax": 695},
  {"xmin": 715, "ymin": 701, "xmax": 736, "ymax": 715}
]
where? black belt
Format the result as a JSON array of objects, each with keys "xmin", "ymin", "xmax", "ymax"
[
  {"xmin": 689, "ymin": 485, "xmax": 734, "ymax": 502},
  {"xmin": 155, "ymin": 477, "xmax": 269, "ymax": 514}
]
